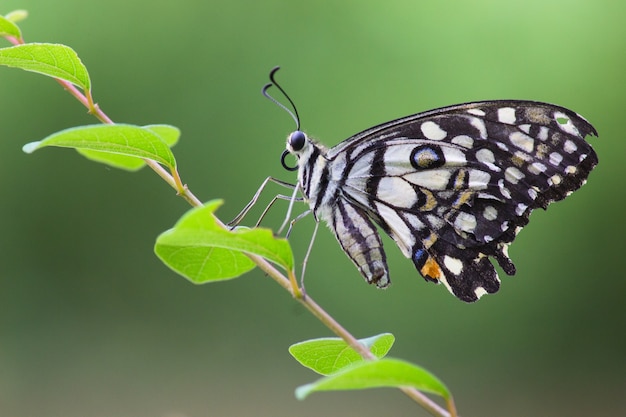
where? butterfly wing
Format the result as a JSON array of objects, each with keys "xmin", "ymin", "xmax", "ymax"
[{"xmin": 332, "ymin": 101, "xmax": 597, "ymax": 302}]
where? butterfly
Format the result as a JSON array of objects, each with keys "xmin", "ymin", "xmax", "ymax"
[{"xmin": 243, "ymin": 67, "xmax": 598, "ymax": 302}]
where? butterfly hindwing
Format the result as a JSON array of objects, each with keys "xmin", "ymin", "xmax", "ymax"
[{"xmin": 413, "ymin": 243, "xmax": 502, "ymax": 302}]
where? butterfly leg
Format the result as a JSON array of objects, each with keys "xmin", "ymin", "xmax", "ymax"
[
  {"xmin": 227, "ymin": 176, "xmax": 302, "ymax": 229},
  {"xmin": 285, "ymin": 209, "xmax": 312, "ymax": 238},
  {"xmin": 254, "ymin": 192, "xmax": 305, "ymax": 229},
  {"xmin": 297, "ymin": 217, "xmax": 318, "ymax": 296},
  {"xmin": 277, "ymin": 184, "xmax": 304, "ymax": 234}
]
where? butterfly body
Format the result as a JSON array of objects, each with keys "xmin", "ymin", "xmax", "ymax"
[{"xmin": 285, "ymin": 100, "xmax": 597, "ymax": 302}]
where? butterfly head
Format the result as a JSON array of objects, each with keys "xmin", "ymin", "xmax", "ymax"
[
  {"xmin": 287, "ymin": 130, "xmax": 306, "ymax": 152},
  {"xmin": 281, "ymin": 130, "xmax": 308, "ymax": 171}
]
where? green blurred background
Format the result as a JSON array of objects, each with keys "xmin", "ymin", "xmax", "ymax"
[{"xmin": 1, "ymin": 1, "xmax": 623, "ymax": 416}]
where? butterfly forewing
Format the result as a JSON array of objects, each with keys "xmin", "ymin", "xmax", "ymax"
[{"xmin": 289, "ymin": 100, "xmax": 597, "ymax": 302}]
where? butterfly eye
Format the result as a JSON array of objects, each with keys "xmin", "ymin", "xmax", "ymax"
[{"xmin": 288, "ymin": 131, "xmax": 306, "ymax": 151}]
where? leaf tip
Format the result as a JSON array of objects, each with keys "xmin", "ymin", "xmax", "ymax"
[
  {"xmin": 294, "ymin": 384, "xmax": 313, "ymax": 400},
  {"xmin": 6, "ymin": 10, "xmax": 29, "ymax": 23},
  {"xmin": 22, "ymin": 141, "xmax": 41, "ymax": 154}
]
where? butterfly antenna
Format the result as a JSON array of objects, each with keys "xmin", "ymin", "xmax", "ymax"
[{"xmin": 262, "ymin": 66, "xmax": 301, "ymax": 130}]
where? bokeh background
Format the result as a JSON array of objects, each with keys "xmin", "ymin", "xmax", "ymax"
[{"xmin": 1, "ymin": 1, "xmax": 623, "ymax": 416}]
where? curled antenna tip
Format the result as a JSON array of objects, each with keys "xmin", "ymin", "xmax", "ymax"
[
  {"xmin": 268, "ymin": 66, "xmax": 281, "ymax": 83},
  {"xmin": 263, "ymin": 66, "xmax": 301, "ymax": 130}
]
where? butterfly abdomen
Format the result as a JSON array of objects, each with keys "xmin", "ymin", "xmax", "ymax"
[
  {"xmin": 294, "ymin": 138, "xmax": 391, "ymax": 288},
  {"xmin": 330, "ymin": 198, "xmax": 390, "ymax": 288}
]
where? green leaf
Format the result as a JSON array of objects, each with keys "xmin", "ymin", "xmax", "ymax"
[
  {"xmin": 289, "ymin": 333, "xmax": 395, "ymax": 375},
  {"xmin": 0, "ymin": 14, "xmax": 22, "ymax": 38},
  {"xmin": 23, "ymin": 124, "xmax": 178, "ymax": 170},
  {"xmin": 0, "ymin": 43, "xmax": 90, "ymax": 91},
  {"xmin": 155, "ymin": 200, "xmax": 294, "ymax": 283},
  {"xmin": 76, "ymin": 125, "xmax": 180, "ymax": 171},
  {"xmin": 295, "ymin": 358, "xmax": 450, "ymax": 401},
  {"xmin": 143, "ymin": 125, "xmax": 180, "ymax": 147},
  {"xmin": 5, "ymin": 10, "xmax": 28, "ymax": 24}
]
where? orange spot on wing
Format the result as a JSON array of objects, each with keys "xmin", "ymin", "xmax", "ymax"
[{"xmin": 421, "ymin": 257, "xmax": 442, "ymax": 281}]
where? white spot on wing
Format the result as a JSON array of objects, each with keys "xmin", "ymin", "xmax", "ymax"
[
  {"xmin": 404, "ymin": 171, "xmax": 451, "ymax": 190},
  {"xmin": 454, "ymin": 212, "xmax": 477, "ymax": 233},
  {"xmin": 549, "ymin": 174, "xmax": 562, "ymax": 186},
  {"xmin": 549, "ymin": 152, "xmax": 563, "ymax": 166},
  {"xmin": 421, "ymin": 121, "xmax": 447, "ymax": 140},
  {"xmin": 509, "ymin": 131, "xmax": 535, "ymax": 153},
  {"xmin": 426, "ymin": 214, "xmax": 445, "ymax": 231},
  {"xmin": 483, "ymin": 205, "xmax": 498, "ymax": 221},
  {"xmin": 438, "ymin": 274, "xmax": 453, "ymax": 295},
  {"xmin": 404, "ymin": 213, "xmax": 426, "ymax": 230},
  {"xmin": 377, "ymin": 177, "xmax": 417, "ymax": 208},
  {"xmin": 555, "ymin": 111, "xmax": 580, "ymax": 136},
  {"xmin": 498, "ymin": 107, "xmax": 516, "ymax": 124},
  {"xmin": 443, "ymin": 255, "xmax": 463, "ymax": 276},
  {"xmin": 477, "ymin": 191, "xmax": 500, "ymax": 201},
  {"xmin": 501, "ymin": 243, "xmax": 511, "ymax": 258},
  {"xmin": 468, "ymin": 169, "xmax": 491, "ymax": 189},
  {"xmin": 528, "ymin": 162, "xmax": 547, "ymax": 175},
  {"xmin": 564, "ymin": 139, "xmax": 578, "ymax": 153},
  {"xmin": 538, "ymin": 126, "xmax": 549, "ymax": 141},
  {"xmin": 474, "ymin": 287, "xmax": 489, "ymax": 299},
  {"xmin": 442, "ymin": 147, "xmax": 466, "ymax": 164},
  {"xmin": 504, "ymin": 166, "xmax": 525, "ymax": 184},
  {"xmin": 383, "ymin": 144, "xmax": 420, "ymax": 176},
  {"xmin": 467, "ymin": 108, "xmax": 486, "ymax": 117},
  {"xmin": 470, "ymin": 117, "xmax": 487, "ymax": 139},
  {"xmin": 475, "ymin": 149, "xmax": 500, "ymax": 171},
  {"xmin": 375, "ymin": 202, "xmax": 414, "ymax": 257},
  {"xmin": 498, "ymin": 179, "xmax": 511, "ymax": 199},
  {"xmin": 451, "ymin": 135, "xmax": 474, "ymax": 148},
  {"xmin": 476, "ymin": 148, "xmax": 495, "ymax": 164}
]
